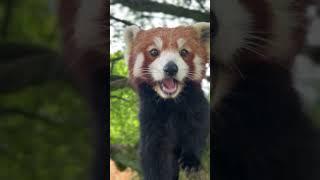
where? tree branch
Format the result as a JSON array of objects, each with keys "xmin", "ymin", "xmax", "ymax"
[
  {"xmin": 0, "ymin": 42, "xmax": 57, "ymax": 62},
  {"xmin": 110, "ymin": 15, "xmax": 135, "ymax": 26},
  {"xmin": 0, "ymin": 52, "xmax": 70, "ymax": 93},
  {"xmin": 0, "ymin": 43, "xmax": 75, "ymax": 94},
  {"xmin": 110, "ymin": 75, "xmax": 127, "ymax": 81},
  {"xmin": 0, "ymin": 107, "xmax": 61, "ymax": 126},
  {"xmin": 112, "ymin": 0, "xmax": 209, "ymax": 22},
  {"xmin": 195, "ymin": 0, "xmax": 207, "ymax": 12},
  {"xmin": 110, "ymin": 77, "xmax": 131, "ymax": 91},
  {"xmin": 0, "ymin": 106, "xmax": 89, "ymax": 128},
  {"xmin": 110, "ymin": 95, "xmax": 129, "ymax": 102},
  {"xmin": 110, "ymin": 56, "xmax": 124, "ymax": 73}
]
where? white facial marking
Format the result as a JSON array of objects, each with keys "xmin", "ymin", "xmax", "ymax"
[
  {"xmin": 153, "ymin": 37, "xmax": 163, "ymax": 50},
  {"xmin": 147, "ymin": 45, "xmax": 157, "ymax": 51},
  {"xmin": 133, "ymin": 53, "xmax": 144, "ymax": 77},
  {"xmin": 214, "ymin": 0, "xmax": 252, "ymax": 63},
  {"xmin": 177, "ymin": 38, "xmax": 186, "ymax": 49},
  {"xmin": 193, "ymin": 55, "xmax": 204, "ymax": 80},
  {"xmin": 149, "ymin": 50, "xmax": 189, "ymax": 81}
]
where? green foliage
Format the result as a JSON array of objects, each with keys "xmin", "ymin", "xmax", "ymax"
[
  {"xmin": 110, "ymin": 87, "xmax": 139, "ymax": 145},
  {"xmin": 1, "ymin": 0, "xmax": 59, "ymax": 49},
  {"xmin": 0, "ymin": 0, "xmax": 91, "ymax": 179},
  {"xmin": 0, "ymin": 83, "xmax": 92, "ymax": 180},
  {"xmin": 110, "ymin": 51, "xmax": 139, "ymax": 146},
  {"xmin": 111, "ymin": 51, "xmax": 127, "ymax": 76},
  {"xmin": 110, "ymin": 50, "xmax": 141, "ymax": 173}
]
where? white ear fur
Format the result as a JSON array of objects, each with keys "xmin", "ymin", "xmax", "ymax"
[
  {"xmin": 124, "ymin": 25, "xmax": 141, "ymax": 61},
  {"xmin": 192, "ymin": 22, "xmax": 210, "ymax": 55},
  {"xmin": 124, "ymin": 25, "xmax": 141, "ymax": 50}
]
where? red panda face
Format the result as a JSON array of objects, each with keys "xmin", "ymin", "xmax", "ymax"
[
  {"xmin": 125, "ymin": 23, "xmax": 210, "ymax": 99},
  {"xmin": 213, "ymin": 0, "xmax": 307, "ymax": 65}
]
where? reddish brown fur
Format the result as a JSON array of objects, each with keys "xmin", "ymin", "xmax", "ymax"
[{"xmin": 128, "ymin": 26, "xmax": 208, "ymax": 87}]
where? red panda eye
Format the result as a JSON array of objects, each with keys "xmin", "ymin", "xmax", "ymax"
[
  {"xmin": 149, "ymin": 48, "xmax": 159, "ymax": 57},
  {"xmin": 179, "ymin": 49, "xmax": 189, "ymax": 57}
]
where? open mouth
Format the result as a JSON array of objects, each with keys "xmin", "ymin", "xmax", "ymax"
[
  {"xmin": 154, "ymin": 78, "xmax": 183, "ymax": 99},
  {"xmin": 160, "ymin": 78, "xmax": 178, "ymax": 95}
]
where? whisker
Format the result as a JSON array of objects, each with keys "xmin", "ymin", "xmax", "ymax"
[
  {"xmin": 245, "ymin": 36, "xmax": 273, "ymax": 45},
  {"xmin": 247, "ymin": 31, "xmax": 272, "ymax": 35},
  {"xmin": 241, "ymin": 45, "xmax": 266, "ymax": 58},
  {"xmin": 245, "ymin": 41, "xmax": 266, "ymax": 51},
  {"xmin": 231, "ymin": 62, "xmax": 245, "ymax": 80}
]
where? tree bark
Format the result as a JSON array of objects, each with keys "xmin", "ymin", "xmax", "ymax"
[{"xmin": 112, "ymin": 0, "xmax": 209, "ymax": 22}]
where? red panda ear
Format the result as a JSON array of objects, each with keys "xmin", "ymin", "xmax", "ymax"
[
  {"xmin": 192, "ymin": 22, "xmax": 210, "ymax": 55},
  {"xmin": 124, "ymin": 25, "xmax": 142, "ymax": 60}
]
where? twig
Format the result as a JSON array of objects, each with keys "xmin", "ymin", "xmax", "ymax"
[
  {"xmin": 110, "ymin": 15, "xmax": 135, "ymax": 26},
  {"xmin": 111, "ymin": 95, "xmax": 129, "ymax": 102}
]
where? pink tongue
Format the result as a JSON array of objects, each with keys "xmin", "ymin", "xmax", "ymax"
[{"xmin": 163, "ymin": 79, "xmax": 176, "ymax": 90}]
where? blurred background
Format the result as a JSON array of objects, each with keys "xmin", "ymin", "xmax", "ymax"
[
  {"xmin": 0, "ymin": 0, "xmax": 93, "ymax": 180},
  {"xmin": 110, "ymin": 0, "xmax": 320, "ymax": 179},
  {"xmin": 110, "ymin": 0, "xmax": 210, "ymax": 179},
  {"xmin": 0, "ymin": 0, "xmax": 319, "ymax": 180},
  {"xmin": 294, "ymin": 3, "xmax": 320, "ymax": 123}
]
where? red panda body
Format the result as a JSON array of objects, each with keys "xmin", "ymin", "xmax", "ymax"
[
  {"xmin": 213, "ymin": 0, "xmax": 320, "ymax": 180},
  {"xmin": 125, "ymin": 24, "xmax": 210, "ymax": 180}
]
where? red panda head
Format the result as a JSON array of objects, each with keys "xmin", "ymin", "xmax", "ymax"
[
  {"xmin": 124, "ymin": 23, "xmax": 210, "ymax": 99},
  {"xmin": 213, "ymin": 0, "xmax": 307, "ymax": 66}
]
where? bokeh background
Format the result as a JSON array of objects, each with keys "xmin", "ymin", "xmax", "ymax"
[
  {"xmin": 110, "ymin": 0, "xmax": 210, "ymax": 179},
  {"xmin": 0, "ymin": 0, "xmax": 319, "ymax": 180},
  {"xmin": 0, "ymin": 0, "xmax": 93, "ymax": 180},
  {"xmin": 110, "ymin": 1, "xmax": 320, "ymax": 179}
]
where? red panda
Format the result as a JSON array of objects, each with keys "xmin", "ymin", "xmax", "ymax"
[
  {"xmin": 124, "ymin": 23, "xmax": 210, "ymax": 180},
  {"xmin": 212, "ymin": 0, "xmax": 320, "ymax": 180}
]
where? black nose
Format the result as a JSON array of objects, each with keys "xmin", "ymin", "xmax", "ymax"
[{"xmin": 163, "ymin": 61, "xmax": 178, "ymax": 77}]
